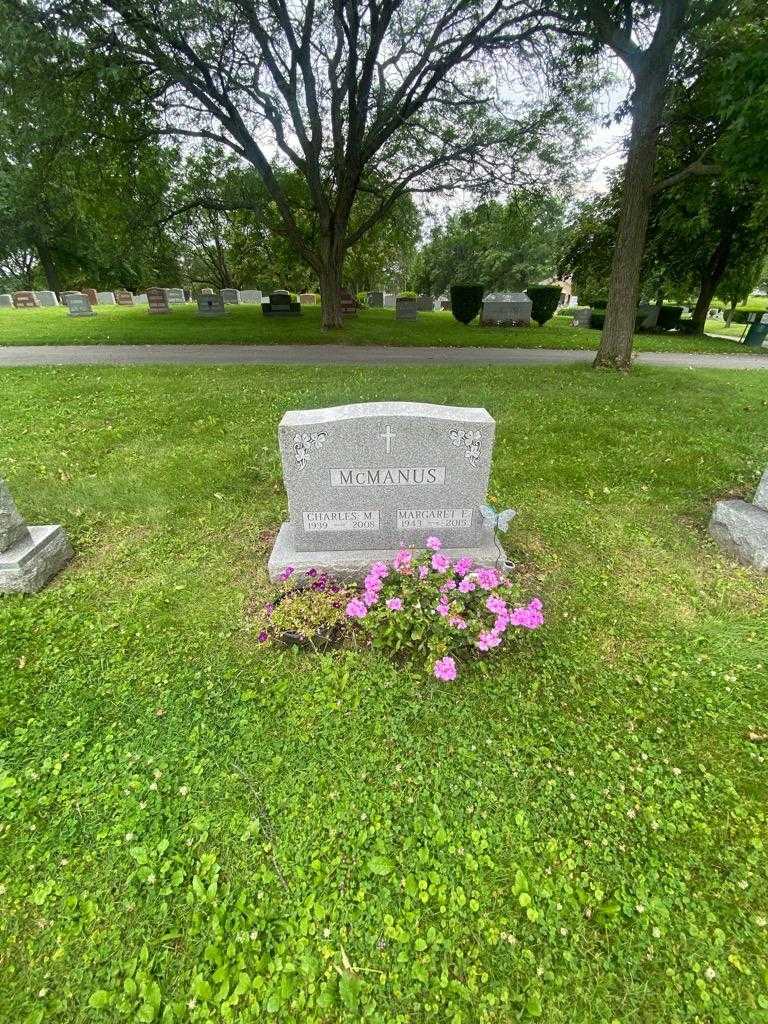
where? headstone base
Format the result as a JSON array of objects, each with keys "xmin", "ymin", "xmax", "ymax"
[
  {"xmin": 708, "ymin": 499, "xmax": 768, "ymax": 572},
  {"xmin": 268, "ymin": 522, "xmax": 506, "ymax": 584},
  {"xmin": 0, "ymin": 525, "xmax": 73, "ymax": 594}
]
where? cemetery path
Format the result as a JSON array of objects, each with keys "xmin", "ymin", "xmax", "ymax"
[{"xmin": 1, "ymin": 343, "xmax": 767, "ymax": 371}]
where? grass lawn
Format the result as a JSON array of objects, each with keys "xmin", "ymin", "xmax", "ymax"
[
  {"xmin": 2, "ymin": 363, "xmax": 768, "ymax": 1022},
  {"xmin": 0, "ymin": 304, "xmax": 762, "ymax": 355}
]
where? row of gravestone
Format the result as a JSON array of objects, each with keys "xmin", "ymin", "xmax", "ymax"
[{"xmin": 366, "ymin": 292, "xmax": 450, "ymax": 312}]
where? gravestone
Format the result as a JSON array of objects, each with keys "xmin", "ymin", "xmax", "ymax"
[
  {"xmin": 147, "ymin": 287, "xmax": 171, "ymax": 314},
  {"xmin": 480, "ymin": 292, "xmax": 532, "ymax": 326},
  {"xmin": 263, "ymin": 290, "xmax": 301, "ymax": 316},
  {"xmin": 339, "ymin": 289, "xmax": 358, "ymax": 317},
  {"xmin": 708, "ymin": 467, "xmax": 768, "ymax": 572},
  {"xmin": 240, "ymin": 289, "xmax": 262, "ymax": 303},
  {"xmin": 65, "ymin": 294, "xmax": 95, "ymax": 317},
  {"xmin": 268, "ymin": 401, "xmax": 501, "ymax": 582},
  {"xmin": 220, "ymin": 288, "xmax": 241, "ymax": 304},
  {"xmin": 0, "ymin": 294, "xmax": 14, "ymax": 308},
  {"xmin": 0, "ymin": 478, "xmax": 73, "ymax": 594},
  {"xmin": 96, "ymin": 291, "xmax": 116, "ymax": 305},
  {"xmin": 638, "ymin": 303, "xmax": 660, "ymax": 330},
  {"xmin": 571, "ymin": 308, "xmax": 592, "ymax": 328},
  {"xmin": 367, "ymin": 291, "xmax": 384, "ymax": 308},
  {"xmin": 35, "ymin": 291, "xmax": 59, "ymax": 307},
  {"xmin": 115, "ymin": 290, "xmax": 134, "ymax": 306},
  {"xmin": 416, "ymin": 294, "xmax": 435, "ymax": 312},
  {"xmin": 135, "ymin": 293, "xmax": 148, "ymax": 304},
  {"xmin": 299, "ymin": 293, "xmax": 317, "ymax": 305},
  {"xmin": 83, "ymin": 288, "xmax": 99, "ymax": 305},
  {"xmin": 395, "ymin": 296, "xmax": 417, "ymax": 321},
  {"xmin": 438, "ymin": 297, "xmax": 451, "ymax": 311},
  {"xmin": 167, "ymin": 287, "xmax": 185, "ymax": 304},
  {"xmin": 61, "ymin": 291, "xmax": 83, "ymax": 303},
  {"xmin": 383, "ymin": 293, "xmax": 396, "ymax": 309},
  {"xmin": 197, "ymin": 294, "xmax": 226, "ymax": 317},
  {"xmin": 13, "ymin": 291, "xmax": 39, "ymax": 309}
]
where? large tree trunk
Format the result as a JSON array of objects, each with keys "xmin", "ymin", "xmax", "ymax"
[
  {"xmin": 319, "ymin": 234, "xmax": 345, "ymax": 329},
  {"xmin": 687, "ymin": 225, "xmax": 735, "ymax": 335},
  {"xmin": 36, "ymin": 241, "xmax": 61, "ymax": 292},
  {"xmin": 594, "ymin": 69, "xmax": 669, "ymax": 369}
]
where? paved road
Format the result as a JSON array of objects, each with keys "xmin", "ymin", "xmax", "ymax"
[{"xmin": 1, "ymin": 343, "xmax": 767, "ymax": 370}]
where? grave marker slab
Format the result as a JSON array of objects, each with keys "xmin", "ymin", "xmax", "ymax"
[
  {"xmin": 0, "ymin": 478, "xmax": 73, "ymax": 594},
  {"xmin": 480, "ymin": 291, "xmax": 532, "ymax": 326},
  {"xmin": 240, "ymin": 289, "xmax": 262, "ymax": 303},
  {"xmin": 339, "ymin": 289, "xmax": 358, "ymax": 317},
  {"xmin": 115, "ymin": 290, "xmax": 134, "ymax": 306},
  {"xmin": 35, "ymin": 290, "xmax": 59, "ymax": 307},
  {"xmin": 395, "ymin": 297, "xmax": 417, "ymax": 321},
  {"xmin": 13, "ymin": 291, "xmax": 39, "ymax": 309},
  {"xmin": 299, "ymin": 293, "xmax": 317, "ymax": 305},
  {"xmin": 96, "ymin": 291, "xmax": 116, "ymax": 305},
  {"xmin": 83, "ymin": 288, "xmax": 99, "ymax": 305},
  {"xmin": 220, "ymin": 288, "xmax": 241, "ymax": 304},
  {"xmin": 167, "ymin": 287, "xmax": 185, "ymax": 304},
  {"xmin": 135, "ymin": 293, "xmax": 148, "ymax": 304},
  {"xmin": 383, "ymin": 293, "xmax": 396, "ymax": 308},
  {"xmin": 367, "ymin": 291, "xmax": 384, "ymax": 308},
  {"xmin": 0, "ymin": 294, "xmax": 14, "ymax": 308},
  {"xmin": 197, "ymin": 294, "xmax": 226, "ymax": 316},
  {"xmin": 65, "ymin": 294, "xmax": 95, "ymax": 317},
  {"xmin": 147, "ymin": 287, "xmax": 171, "ymax": 314},
  {"xmin": 263, "ymin": 290, "xmax": 301, "ymax": 316},
  {"xmin": 268, "ymin": 401, "xmax": 501, "ymax": 582},
  {"xmin": 416, "ymin": 294, "xmax": 435, "ymax": 312}
]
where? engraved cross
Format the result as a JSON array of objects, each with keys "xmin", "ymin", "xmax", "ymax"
[{"xmin": 380, "ymin": 424, "xmax": 394, "ymax": 453}]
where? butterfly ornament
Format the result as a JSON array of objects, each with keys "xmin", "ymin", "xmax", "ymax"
[{"xmin": 480, "ymin": 505, "xmax": 517, "ymax": 533}]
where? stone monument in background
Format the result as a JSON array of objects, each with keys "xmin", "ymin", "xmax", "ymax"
[{"xmin": 709, "ymin": 468, "xmax": 768, "ymax": 572}]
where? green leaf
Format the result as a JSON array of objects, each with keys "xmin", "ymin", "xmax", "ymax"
[
  {"xmin": 367, "ymin": 855, "xmax": 395, "ymax": 876},
  {"xmin": 193, "ymin": 977, "xmax": 212, "ymax": 1002},
  {"xmin": 526, "ymin": 993, "xmax": 543, "ymax": 1017},
  {"xmin": 88, "ymin": 990, "xmax": 110, "ymax": 1009},
  {"xmin": 338, "ymin": 972, "xmax": 361, "ymax": 1013}
]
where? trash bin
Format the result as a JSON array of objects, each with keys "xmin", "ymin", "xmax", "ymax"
[{"xmin": 743, "ymin": 313, "xmax": 768, "ymax": 348}]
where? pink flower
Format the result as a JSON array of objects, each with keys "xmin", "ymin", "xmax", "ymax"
[
  {"xmin": 494, "ymin": 612, "xmax": 510, "ymax": 632},
  {"xmin": 449, "ymin": 615, "xmax": 468, "ymax": 630},
  {"xmin": 476, "ymin": 568, "xmax": 501, "ymax": 590},
  {"xmin": 363, "ymin": 589, "xmax": 379, "ymax": 607},
  {"xmin": 435, "ymin": 599, "xmax": 451, "ymax": 617},
  {"xmin": 530, "ymin": 597, "xmax": 543, "ymax": 611},
  {"xmin": 386, "ymin": 597, "xmax": 403, "ymax": 611},
  {"xmin": 418, "ymin": 565, "xmax": 429, "ymax": 580},
  {"xmin": 476, "ymin": 630, "xmax": 502, "ymax": 652},
  {"xmin": 509, "ymin": 600, "xmax": 544, "ymax": 629},
  {"xmin": 258, "ymin": 630, "xmax": 268, "ymax": 643},
  {"xmin": 431, "ymin": 553, "xmax": 451, "ymax": 573},
  {"xmin": 454, "ymin": 556, "xmax": 473, "ymax": 576},
  {"xmin": 364, "ymin": 573, "xmax": 383, "ymax": 593},
  {"xmin": 486, "ymin": 595, "xmax": 507, "ymax": 614},
  {"xmin": 278, "ymin": 566, "xmax": 294, "ymax": 581},
  {"xmin": 369, "ymin": 561, "xmax": 389, "ymax": 579},
  {"xmin": 434, "ymin": 656, "xmax": 457, "ymax": 681},
  {"xmin": 440, "ymin": 579, "xmax": 457, "ymax": 592},
  {"xmin": 346, "ymin": 598, "xmax": 367, "ymax": 618},
  {"xmin": 393, "ymin": 549, "xmax": 412, "ymax": 570},
  {"xmin": 426, "ymin": 536, "xmax": 442, "ymax": 550},
  {"xmin": 458, "ymin": 578, "xmax": 476, "ymax": 594}
]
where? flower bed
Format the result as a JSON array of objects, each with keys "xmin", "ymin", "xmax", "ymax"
[{"xmin": 345, "ymin": 536, "xmax": 543, "ymax": 678}]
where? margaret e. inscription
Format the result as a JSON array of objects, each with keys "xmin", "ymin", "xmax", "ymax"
[{"xmin": 268, "ymin": 401, "xmax": 503, "ymax": 581}]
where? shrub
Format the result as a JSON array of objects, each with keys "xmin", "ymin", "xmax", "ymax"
[
  {"xmin": 526, "ymin": 285, "xmax": 562, "ymax": 326},
  {"xmin": 344, "ymin": 538, "xmax": 543, "ymax": 679},
  {"xmin": 255, "ymin": 570, "xmax": 352, "ymax": 649},
  {"xmin": 398, "ymin": 291, "xmax": 417, "ymax": 300},
  {"xmin": 656, "ymin": 305, "xmax": 683, "ymax": 331},
  {"xmin": 583, "ymin": 297, "xmax": 608, "ymax": 310},
  {"xmin": 356, "ymin": 291, "xmax": 368, "ymax": 305},
  {"xmin": 450, "ymin": 284, "xmax": 484, "ymax": 324}
]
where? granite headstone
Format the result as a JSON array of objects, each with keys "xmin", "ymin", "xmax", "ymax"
[
  {"xmin": 167, "ymin": 287, "xmax": 185, "ymax": 304},
  {"xmin": 65, "ymin": 294, "xmax": 95, "ymax": 317},
  {"xmin": 13, "ymin": 291, "xmax": 39, "ymax": 309},
  {"xmin": 480, "ymin": 292, "xmax": 532, "ymax": 326},
  {"xmin": 96, "ymin": 291, "xmax": 117, "ymax": 305},
  {"xmin": 35, "ymin": 290, "xmax": 59, "ymax": 307},
  {"xmin": 708, "ymin": 466, "xmax": 768, "ymax": 572},
  {"xmin": 0, "ymin": 294, "xmax": 12, "ymax": 308},
  {"xmin": 395, "ymin": 297, "xmax": 417, "ymax": 321},
  {"xmin": 367, "ymin": 291, "xmax": 384, "ymax": 308},
  {"xmin": 83, "ymin": 288, "xmax": 99, "ymax": 305},
  {"xmin": 147, "ymin": 287, "xmax": 171, "ymax": 314},
  {"xmin": 197, "ymin": 294, "xmax": 226, "ymax": 316},
  {"xmin": 268, "ymin": 401, "xmax": 501, "ymax": 581},
  {"xmin": 0, "ymin": 478, "xmax": 73, "ymax": 594},
  {"xmin": 220, "ymin": 288, "xmax": 241, "ymax": 304},
  {"xmin": 240, "ymin": 289, "xmax": 262, "ymax": 303},
  {"xmin": 115, "ymin": 290, "xmax": 134, "ymax": 306}
]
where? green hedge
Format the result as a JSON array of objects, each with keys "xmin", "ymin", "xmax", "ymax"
[
  {"xmin": 398, "ymin": 291, "xmax": 417, "ymax": 300},
  {"xmin": 526, "ymin": 285, "xmax": 562, "ymax": 326},
  {"xmin": 450, "ymin": 284, "xmax": 484, "ymax": 325},
  {"xmin": 656, "ymin": 305, "xmax": 683, "ymax": 331}
]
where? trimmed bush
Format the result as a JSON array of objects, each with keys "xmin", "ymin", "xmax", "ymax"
[
  {"xmin": 583, "ymin": 297, "xmax": 608, "ymax": 310},
  {"xmin": 356, "ymin": 291, "xmax": 368, "ymax": 305},
  {"xmin": 526, "ymin": 285, "xmax": 562, "ymax": 326},
  {"xmin": 398, "ymin": 291, "xmax": 417, "ymax": 299},
  {"xmin": 656, "ymin": 305, "xmax": 683, "ymax": 331},
  {"xmin": 450, "ymin": 284, "xmax": 484, "ymax": 325}
]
